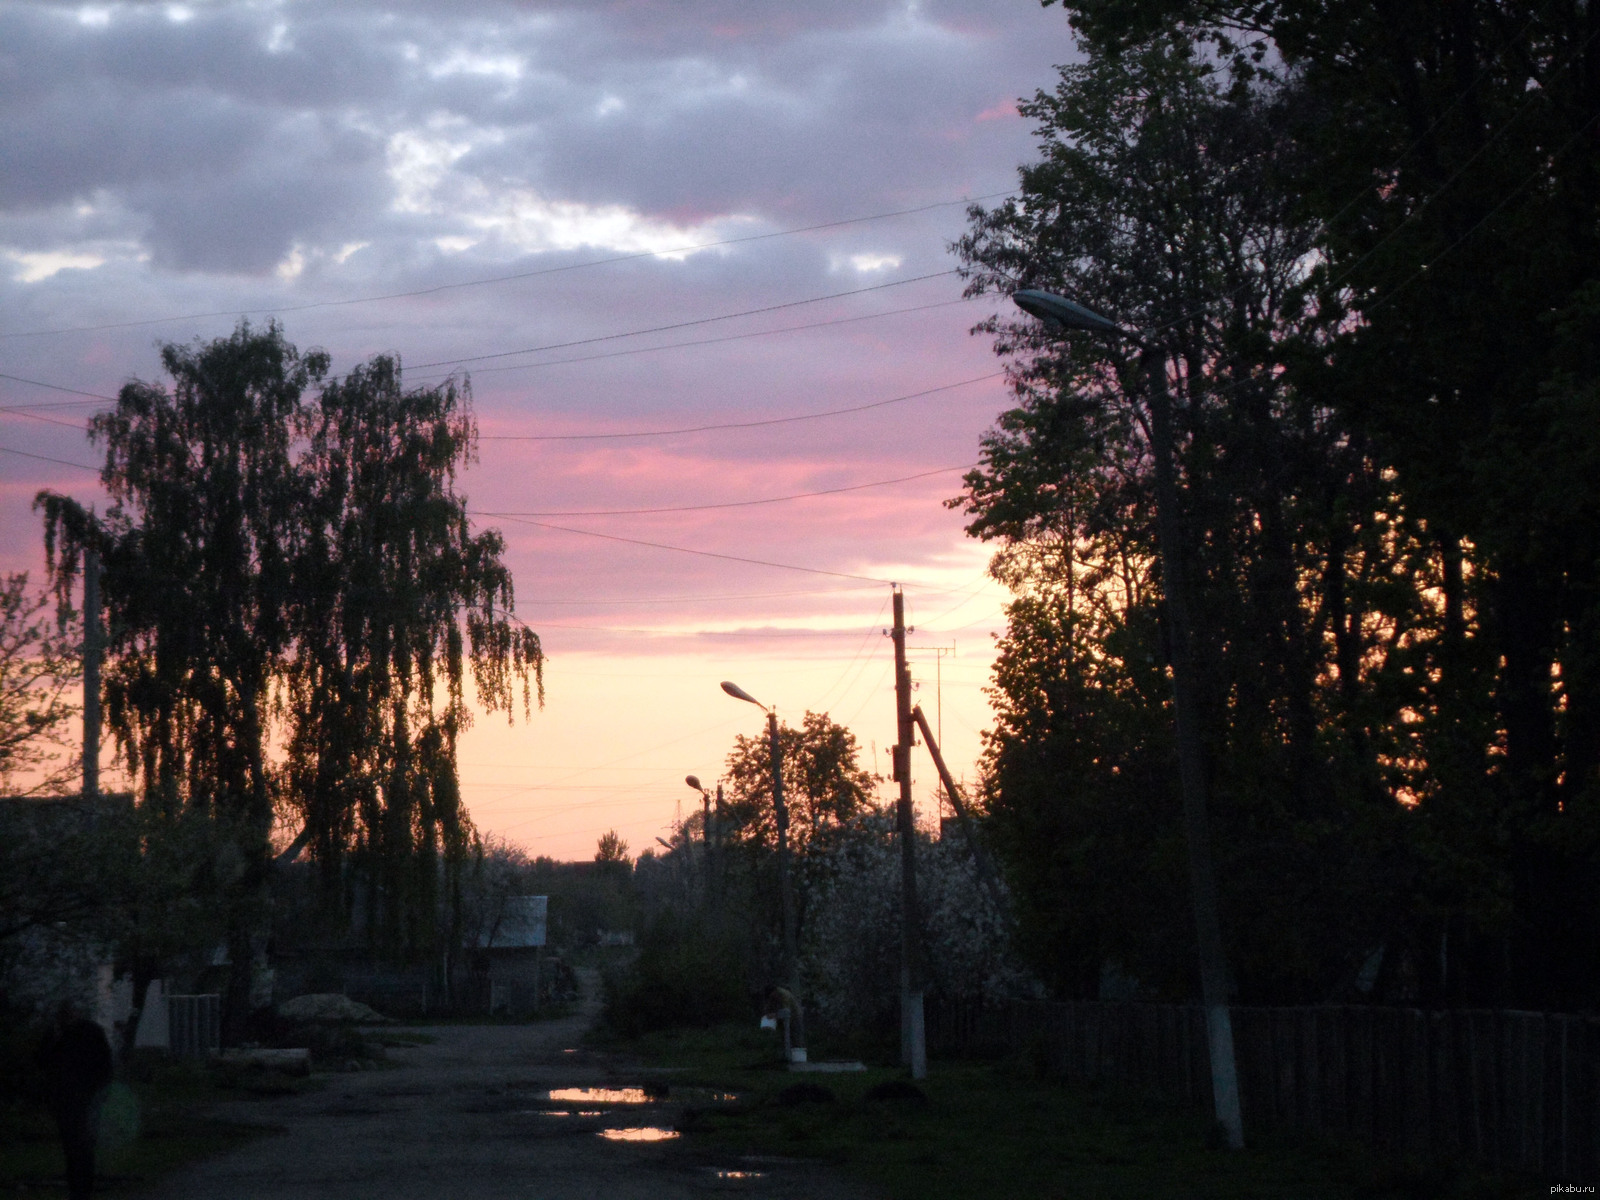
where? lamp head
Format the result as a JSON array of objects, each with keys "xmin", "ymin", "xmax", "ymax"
[
  {"xmin": 720, "ymin": 680, "xmax": 765, "ymax": 709},
  {"xmin": 1012, "ymin": 289, "xmax": 1131, "ymax": 341},
  {"xmin": 685, "ymin": 775, "xmax": 703, "ymax": 792}
]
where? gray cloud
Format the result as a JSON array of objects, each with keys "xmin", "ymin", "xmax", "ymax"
[{"xmin": 1, "ymin": 0, "xmax": 1059, "ymax": 273}]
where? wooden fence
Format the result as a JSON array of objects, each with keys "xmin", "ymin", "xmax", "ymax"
[
  {"xmin": 927, "ymin": 998, "xmax": 1600, "ymax": 1180},
  {"xmin": 165, "ymin": 993, "xmax": 221, "ymax": 1059}
]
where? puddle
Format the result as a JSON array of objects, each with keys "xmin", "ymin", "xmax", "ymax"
[
  {"xmin": 547, "ymin": 1087, "xmax": 654, "ymax": 1105},
  {"xmin": 597, "ymin": 1127, "xmax": 679, "ymax": 1142},
  {"xmin": 562, "ymin": 1048, "xmax": 577, "ymax": 1054},
  {"xmin": 714, "ymin": 1169, "xmax": 765, "ymax": 1180}
]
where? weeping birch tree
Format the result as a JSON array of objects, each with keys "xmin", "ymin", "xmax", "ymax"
[{"xmin": 37, "ymin": 322, "xmax": 543, "ymax": 1013}]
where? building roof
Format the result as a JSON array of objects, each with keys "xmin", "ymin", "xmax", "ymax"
[{"xmin": 479, "ymin": 896, "xmax": 547, "ymax": 949}]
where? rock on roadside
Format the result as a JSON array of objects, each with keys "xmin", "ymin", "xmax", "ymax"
[{"xmin": 277, "ymin": 994, "xmax": 392, "ymax": 1024}]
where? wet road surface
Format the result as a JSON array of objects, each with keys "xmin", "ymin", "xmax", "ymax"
[{"xmin": 132, "ymin": 974, "xmax": 877, "ymax": 1200}]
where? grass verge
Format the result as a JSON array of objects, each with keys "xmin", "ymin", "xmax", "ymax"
[
  {"xmin": 0, "ymin": 1056, "xmax": 293, "ymax": 1194},
  {"xmin": 622, "ymin": 1024, "xmax": 1545, "ymax": 1200}
]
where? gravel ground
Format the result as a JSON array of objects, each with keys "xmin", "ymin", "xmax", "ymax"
[{"xmin": 131, "ymin": 972, "xmax": 878, "ymax": 1200}]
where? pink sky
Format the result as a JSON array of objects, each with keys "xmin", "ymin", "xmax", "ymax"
[{"xmin": 0, "ymin": 0, "xmax": 1072, "ymax": 858}]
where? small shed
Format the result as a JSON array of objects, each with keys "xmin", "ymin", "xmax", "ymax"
[{"xmin": 477, "ymin": 896, "xmax": 547, "ymax": 1015}]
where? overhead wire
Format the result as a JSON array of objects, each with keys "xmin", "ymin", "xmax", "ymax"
[
  {"xmin": 482, "ymin": 511, "xmax": 895, "ymax": 583},
  {"xmin": 475, "ymin": 464, "xmax": 973, "ymax": 518},
  {"xmin": 403, "ymin": 270, "xmax": 958, "ymax": 371},
  {"xmin": 516, "ymin": 582, "xmax": 884, "ymax": 606},
  {"xmin": 808, "ymin": 594, "xmax": 894, "ymax": 715},
  {"xmin": 426, "ymin": 298, "xmax": 977, "ymax": 382},
  {"xmin": 0, "ymin": 407, "xmax": 94, "ymax": 431},
  {"xmin": 476, "ymin": 371, "xmax": 1001, "ymax": 442},
  {"xmin": 0, "ymin": 445, "xmax": 100, "ymax": 471},
  {"xmin": 0, "ymin": 300, "xmax": 987, "ymax": 416},
  {"xmin": 0, "ymin": 374, "xmax": 116, "ymax": 406}
]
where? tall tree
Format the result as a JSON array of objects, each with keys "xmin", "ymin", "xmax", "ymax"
[
  {"xmin": 37, "ymin": 322, "xmax": 543, "ymax": 1017},
  {"xmin": 1034, "ymin": 0, "xmax": 1600, "ymax": 1008},
  {"xmin": 956, "ymin": 37, "xmax": 1412, "ymax": 1002},
  {"xmin": 284, "ymin": 354, "xmax": 542, "ymax": 955},
  {"xmin": 721, "ymin": 710, "xmax": 878, "ymax": 855}
]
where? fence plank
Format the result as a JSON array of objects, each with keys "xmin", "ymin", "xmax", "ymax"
[{"xmin": 923, "ymin": 995, "xmax": 1598, "ymax": 1180}]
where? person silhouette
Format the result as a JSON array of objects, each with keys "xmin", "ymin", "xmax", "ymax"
[{"xmin": 39, "ymin": 1003, "xmax": 114, "ymax": 1200}]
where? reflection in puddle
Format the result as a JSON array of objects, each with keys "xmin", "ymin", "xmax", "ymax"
[
  {"xmin": 714, "ymin": 1169, "xmax": 765, "ymax": 1179},
  {"xmin": 597, "ymin": 1127, "xmax": 679, "ymax": 1142},
  {"xmin": 548, "ymin": 1088, "xmax": 652, "ymax": 1104},
  {"xmin": 534, "ymin": 1110, "xmax": 603, "ymax": 1117}
]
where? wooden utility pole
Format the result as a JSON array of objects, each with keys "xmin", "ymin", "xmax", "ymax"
[
  {"xmin": 911, "ymin": 705, "xmax": 1006, "ymax": 914},
  {"xmin": 891, "ymin": 587, "xmax": 926, "ymax": 1078},
  {"xmin": 82, "ymin": 549, "xmax": 101, "ymax": 803}
]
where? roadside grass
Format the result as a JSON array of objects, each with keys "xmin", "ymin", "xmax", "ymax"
[
  {"xmin": 620, "ymin": 1024, "xmax": 1544, "ymax": 1200},
  {"xmin": 0, "ymin": 1056, "xmax": 287, "ymax": 1193}
]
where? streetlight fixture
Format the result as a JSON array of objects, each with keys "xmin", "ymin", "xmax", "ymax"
[
  {"xmin": 685, "ymin": 774, "xmax": 721, "ymax": 898},
  {"xmin": 1012, "ymin": 288, "xmax": 1244, "ymax": 1150},
  {"xmin": 720, "ymin": 680, "xmax": 805, "ymax": 1060}
]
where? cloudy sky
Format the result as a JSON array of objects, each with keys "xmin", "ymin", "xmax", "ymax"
[{"xmin": 0, "ymin": 0, "xmax": 1073, "ymax": 859}]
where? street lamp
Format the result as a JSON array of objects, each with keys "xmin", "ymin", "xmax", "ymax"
[
  {"xmin": 685, "ymin": 774, "xmax": 721, "ymax": 900},
  {"xmin": 1012, "ymin": 288, "xmax": 1244, "ymax": 1150},
  {"xmin": 720, "ymin": 681, "xmax": 805, "ymax": 1060},
  {"xmin": 684, "ymin": 775, "xmax": 714, "ymax": 854}
]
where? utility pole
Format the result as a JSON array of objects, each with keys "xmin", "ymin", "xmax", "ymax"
[
  {"xmin": 82, "ymin": 549, "xmax": 101, "ymax": 803},
  {"xmin": 907, "ymin": 642, "xmax": 955, "ymax": 747},
  {"xmin": 911, "ymin": 705, "xmax": 1006, "ymax": 915},
  {"xmin": 769, "ymin": 709, "xmax": 805, "ymax": 1057},
  {"xmin": 1140, "ymin": 346, "xmax": 1243, "ymax": 1147},
  {"xmin": 712, "ymin": 781, "xmax": 723, "ymax": 900},
  {"xmin": 1011, "ymin": 290, "xmax": 1244, "ymax": 1149},
  {"xmin": 891, "ymin": 587, "xmax": 926, "ymax": 1078}
]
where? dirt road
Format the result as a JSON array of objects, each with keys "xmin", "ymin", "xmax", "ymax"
[{"xmin": 133, "ymin": 976, "xmax": 877, "ymax": 1200}]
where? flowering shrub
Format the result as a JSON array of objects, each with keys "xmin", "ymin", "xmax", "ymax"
[{"xmin": 798, "ymin": 811, "xmax": 1036, "ymax": 1036}]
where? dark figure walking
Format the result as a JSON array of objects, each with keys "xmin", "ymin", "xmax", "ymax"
[{"xmin": 39, "ymin": 1005, "xmax": 114, "ymax": 1200}]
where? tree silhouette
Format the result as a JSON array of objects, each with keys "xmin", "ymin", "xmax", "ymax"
[{"xmin": 37, "ymin": 322, "xmax": 543, "ymax": 1015}]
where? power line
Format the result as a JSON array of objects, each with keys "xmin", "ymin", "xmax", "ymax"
[
  {"xmin": 0, "ymin": 299, "xmax": 979, "ymax": 412},
  {"xmin": 0, "ymin": 374, "xmax": 116, "ymax": 406},
  {"xmin": 517, "ymin": 583, "xmax": 883, "ymax": 605},
  {"xmin": 481, "ymin": 511, "xmax": 896, "ymax": 583},
  {"xmin": 0, "ymin": 407, "xmax": 91, "ymax": 430},
  {"xmin": 0, "ymin": 191, "xmax": 1014, "ymax": 341},
  {"xmin": 406, "ymin": 270, "xmax": 958, "ymax": 371},
  {"xmin": 0, "ymin": 445, "xmax": 100, "ymax": 471},
  {"xmin": 475, "ymin": 464, "xmax": 971, "ymax": 517},
  {"xmin": 478, "ymin": 372, "xmax": 1001, "ymax": 442},
  {"xmin": 1, "ymin": 365, "xmax": 1000, "ymax": 464},
  {"xmin": 408, "ymin": 299, "xmax": 976, "ymax": 383},
  {"xmin": 511, "ymin": 619, "xmax": 893, "ymax": 638}
]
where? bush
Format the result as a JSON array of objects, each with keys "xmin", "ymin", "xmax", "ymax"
[{"xmin": 601, "ymin": 911, "xmax": 748, "ymax": 1038}]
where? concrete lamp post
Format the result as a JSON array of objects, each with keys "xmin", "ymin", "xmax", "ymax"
[
  {"xmin": 719, "ymin": 681, "xmax": 805, "ymax": 1060},
  {"xmin": 1011, "ymin": 287, "xmax": 1244, "ymax": 1150}
]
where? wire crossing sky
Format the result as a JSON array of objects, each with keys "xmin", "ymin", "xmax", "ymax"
[{"xmin": 0, "ymin": 0, "xmax": 1061, "ymax": 857}]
